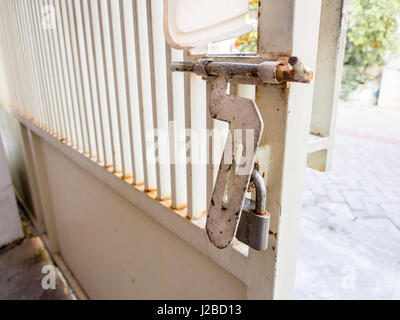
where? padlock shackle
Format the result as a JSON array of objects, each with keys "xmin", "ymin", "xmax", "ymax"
[{"xmin": 252, "ymin": 169, "xmax": 266, "ymax": 214}]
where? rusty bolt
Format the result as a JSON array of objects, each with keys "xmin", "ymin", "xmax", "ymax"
[{"xmin": 275, "ymin": 56, "xmax": 313, "ymax": 83}]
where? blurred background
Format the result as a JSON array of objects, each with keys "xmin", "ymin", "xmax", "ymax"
[{"xmin": 295, "ymin": 0, "xmax": 400, "ymax": 299}]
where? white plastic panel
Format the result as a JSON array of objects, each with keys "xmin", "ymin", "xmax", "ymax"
[{"xmin": 164, "ymin": 0, "xmax": 252, "ymax": 49}]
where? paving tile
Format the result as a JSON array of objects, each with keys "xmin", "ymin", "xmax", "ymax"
[{"xmin": 296, "ymin": 103, "xmax": 400, "ymax": 299}]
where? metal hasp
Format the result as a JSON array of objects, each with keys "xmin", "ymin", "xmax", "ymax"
[
  {"xmin": 206, "ymin": 75, "xmax": 263, "ymax": 249},
  {"xmin": 171, "ymin": 57, "xmax": 312, "ymax": 249},
  {"xmin": 236, "ymin": 169, "xmax": 270, "ymax": 251}
]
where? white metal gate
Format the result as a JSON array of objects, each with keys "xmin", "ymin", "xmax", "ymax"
[{"xmin": 0, "ymin": 0, "xmax": 347, "ymax": 299}]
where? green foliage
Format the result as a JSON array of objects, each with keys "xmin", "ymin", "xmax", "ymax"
[
  {"xmin": 234, "ymin": 0, "xmax": 400, "ymax": 99},
  {"xmin": 235, "ymin": 30, "xmax": 258, "ymax": 53},
  {"xmin": 341, "ymin": 0, "xmax": 400, "ymax": 99},
  {"xmin": 234, "ymin": 0, "xmax": 259, "ymax": 53},
  {"xmin": 344, "ymin": 0, "xmax": 400, "ymax": 68}
]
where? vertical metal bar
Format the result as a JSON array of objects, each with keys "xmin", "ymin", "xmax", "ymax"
[
  {"xmin": 67, "ymin": 0, "xmax": 91, "ymax": 155},
  {"xmin": 63, "ymin": 0, "xmax": 86, "ymax": 149},
  {"xmin": 43, "ymin": 0, "xmax": 68, "ymax": 141},
  {"xmin": 206, "ymin": 81, "xmax": 214, "ymax": 214},
  {"xmin": 0, "ymin": 5, "xmax": 17, "ymax": 108},
  {"xmin": 79, "ymin": 0, "xmax": 102, "ymax": 163},
  {"xmin": 46, "ymin": 0, "xmax": 69, "ymax": 141},
  {"xmin": 14, "ymin": 0, "xmax": 31, "ymax": 118},
  {"xmin": 134, "ymin": 0, "xmax": 157, "ymax": 191},
  {"xmin": 87, "ymin": 0, "xmax": 112, "ymax": 167},
  {"xmin": 2, "ymin": 2, "xmax": 21, "ymax": 112},
  {"xmin": 4, "ymin": 1, "xmax": 22, "ymax": 113},
  {"xmin": 30, "ymin": 0, "xmax": 53, "ymax": 132},
  {"xmin": 21, "ymin": 0, "xmax": 45, "ymax": 127},
  {"xmin": 308, "ymin": 0, "xmax": 349, "ymax": 171},
  {"xmin": 58, "ymin": 0, "xmax": 81, "ymax": 148},
  {"xmin": 60, "ymin": 0, "xmax": 85, "ymax": 150},
  {"xmin": 166, "ymin": 46, "xmax": 180, "ymax": 208},
  {"xmin": 49, "ymin": 0, "xmax": 74, "ymax": 145},
  {"xmin": 39, "ymin": 0, "xmax": 63, "ymax": 137},
  {"xmin": 0, "ymin": 4, "xmax": 10, "ymax": 104},
  {"xmin": 0, "ymin": 3, "xmax": 16, "ymax": 107},
  {"xmin": 97, "ymin": 0, "xmax": 120, "ymax": 172},
  {"xmin": 184, "ymin": 72, "xmax": 193, "ymax": 218},
  {"xmin": 106, "ymin": 0, "xmax": 130, "ymax": 178},
  {"xmin": 15, "ymin": 1, "xmax": 39, "ymax": 123},
  {"xmin": 119, "ymin": 0, "xmax": 143, "ymax": 183},
  {"xmin": 187, "ymin": 72, "xmax": 207, "ymax": 220},
  {"xmin": 33, "ymin": 0, "xmax": 58, "ymax": 135},
  {"xmin": 5, "ymin": 1, "xmax": 29, "ymax": 117},
  {"xmin": 72, "ymin": 0, "xmax": 98, "ymax": 159},
  {"xmin": 146, "ymin": 0, "xmax": 171, "ymax": 200}
]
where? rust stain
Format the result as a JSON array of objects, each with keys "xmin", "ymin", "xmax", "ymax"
[
  {"xmin": 122, "ymin": 174, "xmax": 133, "ymax": 181},
  {"xmin": 123, "ymin": 176, "xmax": 134, "ymax": 184},
  {"xmin": 144, "ymin": 189, "xmax": 158, "ymax": 199},
  {"xmin": 157, "ymin": 196, "xmax": 171, "ymax": 202},
  {"xmin": 170, "ymin": 203, "xmax": 187, "ymax": 211},
  {"xmin": 269, "ymin": 230, "xmax": 278, "ymax": 239},
  {"xmin": 113, "ymin": 170, "xmax": 123, "ymax": 177},
  {"xmin": 275, "ymin": 56, "xmax": 313, "ymax": 84}
]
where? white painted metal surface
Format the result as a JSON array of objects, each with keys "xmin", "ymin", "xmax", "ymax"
[
  {"xmin": 308, "ymin": 0, "xmax": 349, "ymax": 171},
  {"xmin": 0, "ymin": 0, "xmax": 346, "ymax": 299},
  {"xmin": 164, "ymin": 0, "xmax": 252, "ymax": 49}
]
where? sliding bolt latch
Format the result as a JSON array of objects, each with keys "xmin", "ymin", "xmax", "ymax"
[
  {"xmin": 171, "ymin": 56, "xmax": 313, "ymax": 84},
  {"xmin": 171, "ymin": 56, "xmax": 312, "ymax": 250}
]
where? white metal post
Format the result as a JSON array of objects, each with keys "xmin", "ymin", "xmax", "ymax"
[
  {"xmin": 248, "ymin": 0, "xmax": 323, "ymax": 299},
  {"xmin": 308, "ymin": 0, "xmax": 349, "ymax": 171}
]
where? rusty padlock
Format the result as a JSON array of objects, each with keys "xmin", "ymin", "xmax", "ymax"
[{"xmin": 236, "ymin": 169, "xmax": 270, "ymax": 251}]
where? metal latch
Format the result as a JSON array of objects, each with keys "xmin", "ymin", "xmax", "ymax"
[
  {"xmin": 236, "ymin": 169, "xmax": 270, "ymax": 250},
  {"xmin": 171, "ymin": 57, "xmax": 312, "ymax": 250}
]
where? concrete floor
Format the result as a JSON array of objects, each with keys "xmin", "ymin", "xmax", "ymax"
[
  {"xmin": 295, "ymin": 102, "xmax": 400, "ymax": 299},
  {"xmin": 0, "ymin": 214, "xmax": 74, "ymax": 300}
]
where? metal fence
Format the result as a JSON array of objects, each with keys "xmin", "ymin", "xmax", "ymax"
[
  {"xmin": 0, "ymin": 0, "xmax": 237, "ymax": 219},
  {"xmin": 0, "ymin": 0, "xmax": 346, "ymax": 299}
]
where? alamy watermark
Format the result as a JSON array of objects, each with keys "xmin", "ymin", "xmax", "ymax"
[
  {"xmin": 41, "ymin": 265, "xmax": 56, "ymax": 290},
  {"xmin": 146, "ymin": 122, "xmax": 257, "ymax": 175},
  {"xmin": 41, "ymin": 5, "xmax": 56, "ymax": 30}
]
